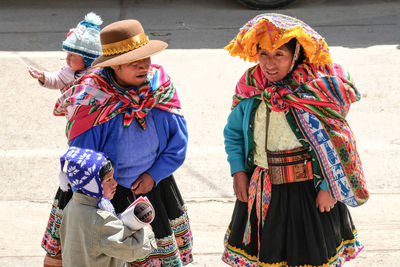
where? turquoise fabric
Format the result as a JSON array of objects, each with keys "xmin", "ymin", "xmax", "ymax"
[{"xmin": 224, "ymin": 98, "xmax": 328, "ymax": 190}]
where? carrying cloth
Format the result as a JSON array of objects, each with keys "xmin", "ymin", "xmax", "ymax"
[
  {"xmin": 233, "ymin": 63, "xmax": 369, "ymax": 208},
  {"xmin": 54, "ymin": 64, "xmax": 182, "ymax": 141}
]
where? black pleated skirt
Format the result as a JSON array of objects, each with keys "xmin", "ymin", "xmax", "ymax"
[
  {"xmin": 222, "ymin": 180, "xmax": 363, "ymax": 267},
  {"xmin": 112, "ymin": 175, "xmax": 194, "ymax": 267}
]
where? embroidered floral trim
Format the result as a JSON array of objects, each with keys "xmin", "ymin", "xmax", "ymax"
[
  {"xmin": 41, "ymin": 200, "xmax": 63, "ymax": 255},
  {"xmin": 132, "ymin": 206, "xmax": 193, "ymax": 266},
  {"xmin": 222, "ymin": 229, "xmax": 363, "ymax": 267}
]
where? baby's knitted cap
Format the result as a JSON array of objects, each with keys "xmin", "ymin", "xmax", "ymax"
[{"xmin": 62, "ymin": 12, "xmax": 103, "ymax": 65}]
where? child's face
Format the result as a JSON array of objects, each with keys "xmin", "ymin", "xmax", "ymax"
[
  {"xmin": 66, "ymin": 52, "xmax": 86, "ymax": 71},
  {"xmin": 102, "ymin": 169, "xmax": 117, "ymax": 200},
  {"xmin": 257, "ymin": 45, "xmax": 293, "ymax": 82},
  {"xmin": 111, "ymin": 57, "xmax": 151, "ymax": 88}
]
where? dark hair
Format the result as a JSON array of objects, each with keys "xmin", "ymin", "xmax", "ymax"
[
  {"xmin": 283, "ymin": 38, "xmax": 297, "ymax": 54},
  {"xmin": 99, "ymin": 158, "xmax": 114, "ymax": 181},
  {"xmin": 283, "ymin": 38, "xmax": 305, "ymax": 69}
]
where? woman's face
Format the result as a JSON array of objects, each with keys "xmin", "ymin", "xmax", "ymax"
[
  {"xmin": 257, "ymin": 45, "xmax": 293, "ymax": 82},
  {"xmin": 66, "ymin": 53, "xmax": 85, "ymax": 71},
  {"xmin": 102, "ymin": 169, "xmax": 117, "ymax": 200},
  {"xmin": 111, "ymin": 57, "xmax": 151, "ymax": 88}
]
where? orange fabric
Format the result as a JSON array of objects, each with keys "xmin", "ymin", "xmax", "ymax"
[{"xmin": 225, "ymin": 13, "xmax": 331, "ymax": 66}]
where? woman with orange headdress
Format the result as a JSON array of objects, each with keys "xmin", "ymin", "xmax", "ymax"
[{"xmin": 222, "ymin": 13, "xmax": 368, "ymax": 266}]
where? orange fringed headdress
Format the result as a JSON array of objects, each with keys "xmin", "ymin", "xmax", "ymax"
[{"xmin": 225, "ymin": 13, "xmax": 332, "ymax": 66}]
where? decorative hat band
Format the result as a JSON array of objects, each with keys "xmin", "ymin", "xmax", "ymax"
[{"xmin": 102, "ymin": 32, "xmax": 149, "ymax": 56}]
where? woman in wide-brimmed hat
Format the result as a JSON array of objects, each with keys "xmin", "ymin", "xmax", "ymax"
[
  {"xmin": 222, "ymin": 13, "xmax": 368, "ymax": 266},
  {"xmin": 48, "ymin": 19, "xmax": 193, "ymax": 266}
]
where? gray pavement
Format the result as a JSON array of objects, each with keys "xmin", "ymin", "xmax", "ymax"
[
  {"xmin": 0, "ymin": 0, "xmax": 399, "ymax": 50},
  {"xmin": 0, "ymin": 0, "xmax": 400, "ymax": 266}
]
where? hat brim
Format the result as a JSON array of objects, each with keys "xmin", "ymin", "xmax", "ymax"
[{"xmin": 92, "ymin": 40, "xmax": 168, "ymax": 67}]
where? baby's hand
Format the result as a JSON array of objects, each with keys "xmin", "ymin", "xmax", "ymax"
[
  {"xmin": 316, "ymin": 189, "xmax": 337, "ymax": 212},
  {"xmin": 28, "ymin": 67, "xmax": 45, "ymax": 83}
]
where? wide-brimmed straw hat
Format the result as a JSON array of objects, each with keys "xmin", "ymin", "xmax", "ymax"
[{"xmin": 92, "ymin": 19, "xmax": 167, "ymax": 67}]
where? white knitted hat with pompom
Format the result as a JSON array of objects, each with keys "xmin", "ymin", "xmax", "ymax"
[{"xmin": 62, "ymin": 12, "xmax": 103, "ymax": 64}]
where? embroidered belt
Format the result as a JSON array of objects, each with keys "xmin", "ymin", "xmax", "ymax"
[{"xmin": 267, "ymin": 147, "xmax": 313, "ymax": 184}]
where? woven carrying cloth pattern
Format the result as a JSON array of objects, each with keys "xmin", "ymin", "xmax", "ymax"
[
  {"xmin": 232, "ymin": 63, "xmax": 369, "ymax": 207},
  {"xmin": 225, "ymin": 13, "xmax": 331, "ymax": 66},
  {"xmin": 54, "ymin": 64, "xmax": 182, "ymax": 141}
]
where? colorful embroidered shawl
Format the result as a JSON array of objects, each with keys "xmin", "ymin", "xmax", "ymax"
[
  {"xmin": 233, "ymin": 63, "xmax": 369, "ymax": 207},
  {"xmin": 54, "ymin": 64, "xmax": 182, "ymax": 141}
]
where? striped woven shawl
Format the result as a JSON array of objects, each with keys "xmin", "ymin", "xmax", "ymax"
[{"xmin": 54, "ymin": 64, "xmax": 182, "ymax": 141}]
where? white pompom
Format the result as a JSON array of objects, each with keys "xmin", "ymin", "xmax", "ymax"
[
  {"xmin": 84, "ymin": 12, "xmax": 103, "ymax": 26},
  {"xmin": 59, "ymin": 171, "xmax": 70, "ymax": 192}
]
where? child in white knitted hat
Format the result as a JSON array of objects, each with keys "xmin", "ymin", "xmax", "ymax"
[
  {"xmin": 28, "ymin": 12, "xmax": 102, "ymax": 91},
  {"xmin": 59, "ymin": 146, "xmax": 157, "ymax": 267}
]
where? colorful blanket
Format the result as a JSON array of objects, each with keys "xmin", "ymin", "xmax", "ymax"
[
  {"xmin": 54, "ymin": 64, "xmax": 182, "ymax": 141},
  {"xmin": 233, "ymin": 63, "xmax": 369, "ymax": 207}
]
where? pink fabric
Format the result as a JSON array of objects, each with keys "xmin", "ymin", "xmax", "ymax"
[{"xmin": 41, "ymin": 65, "xmax": 98, "ymax": 90}]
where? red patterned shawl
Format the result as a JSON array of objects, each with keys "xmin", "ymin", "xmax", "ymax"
[{"xmin": 54, "ymin": 64, "xmax": 182, "ymax": 141}]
